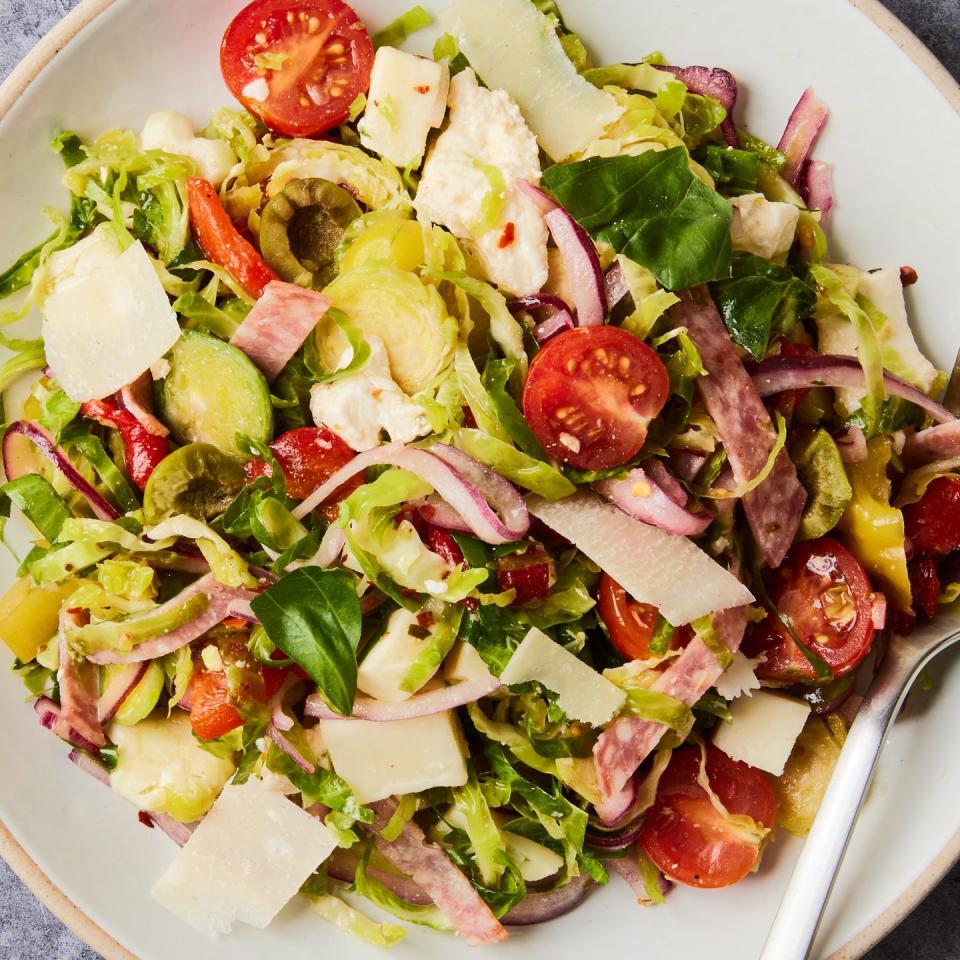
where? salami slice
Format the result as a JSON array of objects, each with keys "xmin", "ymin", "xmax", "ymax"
[
  {"xmin": 592, "ymin": 604, "xmax": 748, "ymax": 818},
  {"xmin": 371, "ymin": 798, "xmax": 508, "ymax": 945},
  {"xmin": 120, "ymin": 372, "xmax": 170, "ymax": 438},
  {"xmin": 902, "ymin": 421, "xmax": 960, "ymax": 467},
  {"xmin": 673, "ymin": 287, "xmax": 806, "ymax": 567},
  {"xmin": 230, "ymin": 281, "xmax": 331, "ymax": 382},
  {"xmin": 57, "ymin": 610, "xmax": 106, "ymax": 748}
]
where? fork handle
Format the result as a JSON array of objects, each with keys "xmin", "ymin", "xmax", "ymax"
[{"xmin": 758, "ymin": 650, "xmax": 922, "ymax": 960}]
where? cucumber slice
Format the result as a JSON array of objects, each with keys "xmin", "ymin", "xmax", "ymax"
[{"xmin": 159, "ymin": 331, "xmax": 273, "ymax": 454}]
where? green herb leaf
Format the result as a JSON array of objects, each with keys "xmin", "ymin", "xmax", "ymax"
[
  {"xmin": 250, "ymin": 568, "xmax": 362, "ymax": 716},
  {"xmin": 540, "ymin": 148, "xmax": 733, "ymax": 291},
  {"xmin": 372, "ymin": 4, "xmax": 433, "ymax": 49}
]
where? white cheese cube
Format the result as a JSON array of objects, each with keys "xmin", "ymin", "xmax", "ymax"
[
  {"xmin": 445, "ymin": 0, "xmax": 623, "ymax": 161},
  {"xmin": 141, "ymin": 110, "xmax": 237, "ymax": 188},
  {"xmin": 152, "ymin": 776, "xmax": 338, "ymax": 937},
  {"xmin": 357, "ymin": 607, "xmax": 444, "ymax": 702},
  {"xmin": 713, "ymin": 689, "xmax": 811, "ymax": 776},
  {"xmin": 359, "ymin": 48, "xmax": 449, "ymax": 169},
  {"xmin": 43, "ymin": 240, "xmax": 181, "ymax": 402},
  {"xmin": 319, "ymin": 711, "xmax": 468, "ymax": 803},
  {"xmin": 730, "ymin": 193, "xmax": 800, "ymax": 264},
  {"xmin": 500, "ymin": 627, "xmax": 626, "ymax": 728},
  {"xmin": 444, "ymin": 639, "xmax": 496, "ymax": 685}
]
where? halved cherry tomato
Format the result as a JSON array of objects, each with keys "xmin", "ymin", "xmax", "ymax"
[
  {"xmin": 221, "ymin": 0, "xmax": 374, "ymax": 138},
  {"xmin": 597, "ymin": 573, "xmax": 692, "ymax": 660},
  {"xmin": 639, "ymin": 745, "xmax": 776, "ymax": 889},
  {"xmin": 496, "ymin": 547, "xmax": 552, "ymax": 604},
  {"xmin": 245, "ymin": 426, "xmax": 361, "ymax": 522},
  {"xmin": 189, "ymin": 670, "xmax": 244, "ymax": 740},
  {"xmin": 187, "ymin": 177, "xmax": 278, "ymax": 298},
  {"xmin": 522, "ymin": 326, "xmax": 669, "ymax": 471},
  {"xmin": 903, "ymin": 476, "xmax": 960, "ymax": 559},
  {"xmin": 742, "ymin": 537, "xmax": 876, "ymax": 682}
]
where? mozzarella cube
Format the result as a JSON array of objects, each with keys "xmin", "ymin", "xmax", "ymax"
[
  {"xmin": 359, "ymin": 48, "xmax": 449, "ymax": 169},
  {"xmin": 319, "ymin": 711, "xmax": 468, "ymax": 804},
  {"xmin": 500, "ymin": 627, "xmax": 626, "ymax": 728},
  {"xmin": 152, "ymin": 777, "xmax": 338, "ymax": 936},
  {"xmin": 141, "ymin": 110, "xmax": 237, "ymax": 188},
  {"xmin": 415, "ymin": 69, "xmax": 548, "ymax": 296},
  {"xmin": 43, "ymin": 240, "xmax": 181, "ymax": 402},
  {"xmin": 358, "ymin": 607, "xmax": 441, "ymax": 702},
  {"xmin": 730, "ymin": 193, "xmax": 800, "ymax": 264},
  {"xmin": 309, "ymin": 335, "xmax": 431, "ymax": 451},
  {"xmin": 444, "ymin": 639, "xmax": 496, "ymax": 686},
  {"xmin": 713, "ymin": 689, "xmax": 811, "ymax": 776},
  {"xmin": 445, "ymin": 0, "xmax": 623, "ymax": 161}
]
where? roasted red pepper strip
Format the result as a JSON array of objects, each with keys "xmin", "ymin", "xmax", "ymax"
[
  {"xmin": 80, "ymin": 399, "xmax": 169, "ymax": 491},
  {"xmin": 186, "ymin": 177, "xmax": 278, "ymax": 299}
]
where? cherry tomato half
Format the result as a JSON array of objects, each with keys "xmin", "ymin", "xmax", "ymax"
[
  {"xmin": 245, "ymin": 426, "xmax": 361, "ymax": 521},
  {"xmin": 639, "ymin": 745, "xmax": 777, "ymax": 889},
  {"xmin": 903, "ymin": 476, "xmax": 960, "ymax": 559},
  {"xmin": 496, "ymin": 547, "xmax": 552, "ymax": 604},
  {"xmin": 742, "ymin": 537, "xmax": 876, "ymax": 682},
  {"xmin": 597, "ymin": 573, "xmax": 692, "ymax": 660},
  {"xmin": 522, "ymin": 326, "xmax": 670, "ymax": 471},
  {"xmin": 221, "ymin": 0, "xmax": 375, "ymax": 138}
]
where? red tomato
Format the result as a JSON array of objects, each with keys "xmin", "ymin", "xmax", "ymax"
[
  {"xmin": 187, "ymin": 178, "xmax": 278, "ymax": 298},
  {"xmin": 189, "ymin": 670, "xmax": 244, "ymax": 740},
  {"xmin": 903, "ymin": 476, "xmax": 960, "ymax": 559},
  {"xmin": 639, "ymin": 745, "xmax": 777, "ymax": 889},
  {"xmin": 220, "ymin": 0, "xmax": 374, "ymax": 138},
  {"xmin": 245, "ymin": 426, "xmax": 361, "ymax": 521},
  {"xmin": 522, "ymin": 326, "xmax": 669, "ymax": 471},
  {"xmin": 425, "ymin": 526, "xmax": 466, "ymax": 568},
  {"xmin": 742, "ymin": 537, "xmax": 876, "ymax": 682},
  {"xmin": 597, "ymin": 574, "xmax": 692, "ymax": 660},
  {"xmin": 496, "ymin": 548, "xmax": 552, "ymax": 604}
]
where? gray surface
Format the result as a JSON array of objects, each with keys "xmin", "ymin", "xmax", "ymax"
[{"xmin": 0, "ymin": 0, "xmax": 958, "ymax": 957}]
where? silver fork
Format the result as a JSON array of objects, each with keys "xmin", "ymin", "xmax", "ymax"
[{"xmin": 759, "ymin": 613, "xmax": 960, "ymax": 960}]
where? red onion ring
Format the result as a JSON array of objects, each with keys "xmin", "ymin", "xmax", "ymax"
[
  {"xmin": 305, "ymin": 675, "xmax": 502, "ymax": 721},
  {"xmin": 609, "ymin": 854, "xmax": 672, "ymax": 902},
  {"xmin": 36, "ymin": 698, "xmax": 100, "ymax": 752},
  {"xmin": 544, "ymin": 208, "xmax": 606, "ymax": 328},
  {"xmin": 86, "ymin": 573, "xmax": 259, "ymax": 665},
  {"xmin": 97, "ymin": 662, "xmax": 148, "ymax": 724},
  {"xmin": 668, "ymin": 450, "xmax": 707, "ymax": 484},
  {"xmin": 777, "ymin": 87, "xmax": 829, "ymax": 187},
  {"xmin": 327, "ymin": 849, "xmax": 434, "ymax": 905},
  {"xmin": 316, "ymin": 523, "xmax": 347, "ymax": 568},
  {"xmin": 516, "ymin": 178, "xmax": 559, "ymax": 215},
  {"xmin": 508, "ymin": 295, "xmax": 575, "ymax": 345},
  {"xmin": 503, "ymin": 875, "xmax": 593, "ymax": 926},
  {"xmin": 267, "ymin": 725, "xmax": 315, "ymax": 773},
  {"xmin": 752, "ymin": 354, "xmax": 956, "ymax": 425},
  {"xmin": 3, "ymin": 421, "xmax": 121, "ymax": 521},
  {"xmin": 291, "ymin": 442, "xmax": 530, "ymax": 545},
  {"xmin": 268, "ymin": 675, "xmax": 297, "ymax": 732},
  {"xmin": 67, "ymin": 747, "xmax": 111, "ymax": 786},
  {"xmin": 803, "ymin": 160, "xmax": 835, "ymax": 227},
  {"xmin": 58, "ymin": 609, "xmax": 106, "ymax": 747},
  {"xmin": 596, "ymin": 466, "xmax": 713, "ymax": 537},
  {"xmin": 645, "ymin": 459, "xmax": 689, "ymax": 507},
  {"xmin": 656, "ymin": 64, "xmax": 739, "ymax": 147},
  {"xmin": 586, "ymin": 818, "xmax": 645, "ymax": 851}
]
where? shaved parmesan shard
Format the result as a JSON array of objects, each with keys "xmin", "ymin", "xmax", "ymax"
[
  {"xmin": 445, "ymin": 0, "xmax": 623, "ymax": 160},
  {"xmin": 152, "ymin": 777, "xmax": 337, "ymax": 937},
  {"xmin": 501, "ymin": 627, "xmax": 626, "ymax": 727},
  {"xmin": 713, "ymin": 690, "xmax": 810, "ymax": 776},
  {"xmin": 528, "ymin": 493, "xmax": 753, "ymax": 624},
  {"xmin": 43, "ymin": 240, "xmax": 181, "ymax": 403},
  {"xmin": 713, "ymin": 651, "xmax": 765, "ymax": 701}
]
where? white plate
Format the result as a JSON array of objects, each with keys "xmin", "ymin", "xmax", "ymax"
[{"xmin": 1, "ymin": 1, "xmax": 959, "ymax": 958}]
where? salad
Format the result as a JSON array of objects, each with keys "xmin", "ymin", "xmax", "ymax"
[{"xmin": 2, "ymin": 0, "xmax": 959, "ymax": 946}]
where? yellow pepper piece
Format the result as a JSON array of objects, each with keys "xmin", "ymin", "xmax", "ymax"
[{"xmin": 0, "ymin": 577, "xmax": 76, "ymax": 662}]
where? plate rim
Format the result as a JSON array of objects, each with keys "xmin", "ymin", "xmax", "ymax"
[{"xmin": 0, "ymin": 0, "xmax": 958, "ymax": 958}]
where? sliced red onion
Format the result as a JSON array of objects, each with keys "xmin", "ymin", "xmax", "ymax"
[
  {"xmin": 291, "ymin": 442, "xmax": 530, "ymax": 545},
  {"xmin": 3, "ymin": 421, "xmax": 121, "ymax": 521},
  {"xmin": 86, "ymin": 573, "xmax": 259, "ymax": 665},
  {"xmin": 508, "ymin": 295, "xmax": 575, "ymax": 345},
  {"xmin": 596, "ymin": 467, "xmax": 713, "ymax": 537},
  {"xmin": 503, "ymin": 875, "xmax": 593, "ymax": 926},
  {"xmin": 777, "ymin": 87, "xmax": 830, "ymax": 187},
  {"xmin": 668, "ymin": 450, "xmax": 707, "ymax": 484},
  {"xmin": 327, "ymin": 849, "xmax": 433, "ymax": 905},
  {"xmin": 316, "ymin": 523, "xmax": 347, "ymax": 568},
  {"xmin": 119, "ymin": 372, "xmax": 169, "ymax": 438},
  {"xmin": 97, "ymin": 662, "xmax": 148, "ymax": 724},
  {"xmin": 586, "ymin": 818, "xmax": 644, "ymax": 851},
  {"xmin": 268, "ymin": 675, "xmax": 297, "ymax": 733},
  {"xmin": 604, "ymin": 261, "xmax": 629, "ymax": 311},
  {"xmin": 305, "ymin": 675, "xmax": 502, "ymax": 721},
  {"xmin": 608, "ymin": 854, "xmax": 672, "ymax": 903},
  {"xmin": 417, "ymin": 495, "xmax": 473, "ymax": 535},
  {"xmin": 835, "ymin": 426, "xmax": 868, "ymax": 464},
  {"xmin": 657, "ymin": 64, "xmax": 739, "ymax": 147},
  {"xmin": 544, "ymin": 208, "xmax": 606, "ymax": 327},
  {"xmin": 753, "ymin": 354, "xmax": 956, "ymax": 425},
  {"xmin": 645, "ymin": 459, "xmax": 689, "ymax": 507},
  {"xmin": 268, "ymin": 725, "xmax": 315, "ymax": 773},
  {"xmin": 37, "ymin": 698, "xmax": 100, "ymax": 752},
  {"xmin": 144, "ymin": 812, "xmax": 198, "ymax": 847},
  {"xmin": 803, "ymin": 160, "xmax": 835, "ymax": 227},
  {"xmin": 58, "ymin": 610, "xmax": 106, "ymax": 748},
  {"xmin": 517, "ymin": 178, "xmax": 559, "ymax": 215},
  {"xmin": 592, "ymin": 775, "xmax": 637, "ymax": 827},
  {"xmin": 67, "ymin": 747, "xmax": 111, "ymax": 786}
]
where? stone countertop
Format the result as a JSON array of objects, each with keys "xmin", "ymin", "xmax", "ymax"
[{"xmin": 0, "ymin": 0, "xmax": 959, "ymax": 957}]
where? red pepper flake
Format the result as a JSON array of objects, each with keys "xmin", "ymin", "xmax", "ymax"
[
  {"xmin": 414, "ymin": 84, "xmax": 431, "ymax": 94},
  {"xmin": 900, "ymin": 265, "xmax": 919, "ymax": 287},
  {"xmin": 416, "ymin": 610, "xmax": 437, "ymax": 629},
  {"xmin": 498, "ymin": 222, "xmax": 516, "ymax": 249}
]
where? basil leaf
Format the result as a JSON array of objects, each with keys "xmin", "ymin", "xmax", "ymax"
[
  {"xmin": 711, "ymin": 253, "xmax": 816, "ymax": 361},
  {"xmin": 250, "ymin": 567, "xmax": 362, "ymax": 716},
  {"xmin": 1, "ymin": 475, "xmax": 72, "ymax": 541},
  {"xmin": 540, "ymin": 148, "xmax": 733, "ymax": 291}
]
